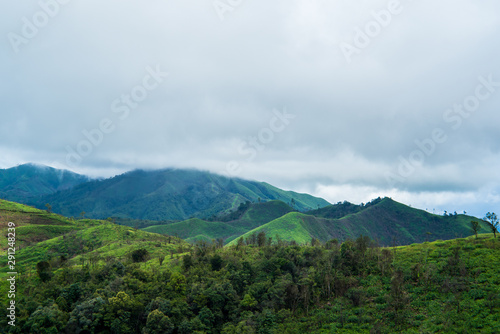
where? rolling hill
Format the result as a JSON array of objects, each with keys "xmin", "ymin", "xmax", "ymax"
[
  {"xmin": 144, "ymin": 200, "xmax": 295, "ymax": 243},
  {"xmin": 0, "ymin": 199, "xmax": 86, "ymax": 252},
  {"xmin": 0, "ymin": 198, "xmax": 188, "ymax": 285},
  {"xmin": 228, "ymin": 197, "xmax": 491, "ymax": 246}
]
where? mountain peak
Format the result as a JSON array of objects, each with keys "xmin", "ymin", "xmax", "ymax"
[{"xmin": 0, "ymin": 163, "xmax": 90, "ymax": 202}]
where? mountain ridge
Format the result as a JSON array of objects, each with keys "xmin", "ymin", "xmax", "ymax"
[
  {"xmin": 0, "ymin": 163, "xmax": 90, "ymax": 202},
  {"xmin": 0, "ymin": 164, "xmax": 329, "ymax": 220},
  {"xmin": 227, "ymin": 197, "xmax": 490, "ymax": 246}
]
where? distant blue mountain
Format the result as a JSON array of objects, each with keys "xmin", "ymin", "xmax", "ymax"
[
  {"xmin": 0, "ymin": 163, "xmax": 90, "ymax": 202},
  {"xmin": 0, "ymin": 164, "xmax": 330, "ymax": 220}
]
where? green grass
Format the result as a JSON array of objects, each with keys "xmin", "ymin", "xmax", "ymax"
[
  {"xmin": 227, "ymin": 212, "xmax": 314, "ymax": 245},
  {"xmin": 0, "ymin": 199, "xmax": 87, "ymax": 255},
  {"xmin": 144, "ymin": 218, "xmax": 247, "ymax": 242},
  {"xmin": 0, "ymin": 200, "xmax": 42, "ymax": 213},
  {"xmin": 228, "ymin": 200, "xmax": 294, "ymax": 230},
  {"xmin": 143, "ymin": 200, "xmax": 294, "ymax": 244},
  {"xmin": 0, "ymin": 199, "xmax": 190, "ymax": 301},
  {"xmin": 226, "ymin": 198, "xmax": 492, "ymax": 247}
]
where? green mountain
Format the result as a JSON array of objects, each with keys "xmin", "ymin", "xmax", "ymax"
[
  {"xmin": 32, "ymin": 168, "xmax": 329, "ymax": 220},
  {"xmin": 144, "ymin": 218, "xmax": 247, "ymax": 244},
  {"xmin": 0, "ymin": 163, "xmax": 89, "ymax": 202},
  {"xmin": 2, "ymin": 198, "xmax": 500, "ymax": 333},
  {"xmin": 229, "ymin": 197, "xmax": 491, "ymax": 246},
  {"xmin": 144, "ymin": 197, "xmax": 489, "ymax": 247},
  {"xmin": 144, "ymin": 200, "xmax": 295, "ymax": 243}
]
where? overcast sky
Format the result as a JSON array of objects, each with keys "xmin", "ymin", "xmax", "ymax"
[{"xmin": 1, "ymin": 0, "xmax": 500, "ymax": 217}]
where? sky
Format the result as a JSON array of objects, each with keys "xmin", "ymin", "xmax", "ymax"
[{"xmin": 1, "ymin": 0, "xmax": 500, "ymax": 217}]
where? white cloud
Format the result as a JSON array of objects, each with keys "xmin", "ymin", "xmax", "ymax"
[{"xmin": 1, "ymin": 0, "xmax": 500, "ymax": 216}]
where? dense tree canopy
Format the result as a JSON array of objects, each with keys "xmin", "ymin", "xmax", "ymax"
[{"xmin": 2, "ymin": 232, "xmax": 500, "ymax": 333}]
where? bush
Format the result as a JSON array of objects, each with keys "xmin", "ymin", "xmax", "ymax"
[{"xmin": 131, "ymin": 248, "xmax": 149, "ymax": 262}]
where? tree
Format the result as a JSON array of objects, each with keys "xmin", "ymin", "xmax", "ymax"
[
  {"xmin": 182, "ymin": 254, "xmax": 193, "ymax": 271},
  {"xmin": 36, "ymin": 261, "xmax": 52, "ymax": 282},
  {"xmin": 389, "ymin": 270, "xmax": 408, "ymax": 324},
  {"xmin": 168, "ymin": 272, "xmax": 187, "ymax": 294},
  {"xmin": 66, "ymin": 297, "xmax": 106, "ymax": 333},
  {"xmin": 45, "ymin": 203, "xmax": 52, "ymax": 213},
  {"xmin": 210, "ymin": 254, "xmax": 223, "ymax": 271},
  {"xmin": 25, "ymin": 305, "xmax": 67, "ymax": 333},
  {"xmin": 311, "ymin": 237, "xmax": 321, "ymax": 247},
  {"xmin": 240, "ymin": 293, "xmax": 258, "ymax": 310},
  {"xmin": 216, "ymin": 238, "xmax": 224, "ymax": 249},
  {"xmin": 236, "ymin": 237, "xmax": 245, "ymax": 249},
  {"xmin": 105, "ymin": 291, "xmax": 142, "ymax": 332},
  {"xmin": 143, "ymin": 310, "xmax": 174, "ymax": 334},
  {"xmin": 470, "ymin": 221, "xmax": 480, "ymax": 239},
  {"xmin": 131, "ymin": 248, "xmax": 149, "ymax": 262},
  {"xmin": 257, "ymin": 231, "xmax": 267, "ymax": 247},
  {"xmin": 484, "ymin": 212, "xmax": 499, "ymax": 238}
]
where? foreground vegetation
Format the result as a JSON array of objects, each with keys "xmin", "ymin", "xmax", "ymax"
[
  {"xmin": 2, "ymin": 228, "xmax": 500, "ymax": 332},
  {"xmin": 2, "ymin": 199, "xmax": 499, "ymax": 333}
]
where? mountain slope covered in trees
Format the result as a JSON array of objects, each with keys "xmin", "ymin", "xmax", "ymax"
[
  {"xmin": 0, "ymin": 163, "xmax": 90, "ymax": 202},
  {"xmin": 0, "ymin": 165, "xmax": 329, "ymax": 220}
]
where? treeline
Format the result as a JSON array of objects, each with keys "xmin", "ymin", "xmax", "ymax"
[{"xmin": 2, "ymin": 233, "xmax": 500, "ymax": 333}]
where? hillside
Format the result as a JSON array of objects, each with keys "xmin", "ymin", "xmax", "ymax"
[
  {"xmin": 0, "ymin": 199, "xmax": 85, "ymax": 252},
  {"xmin": 144, "ymin": 218, "xmax": 246, "ymax": 243},
  {"xmin": 0, "ymin": 163, "xmax": 89, "ymax": 202},
  {"xmin": 0, "ymin": 198, "xmax": 188, "ymax": 269},
  {"xmin": 0, "ymin": 199, "xmax": 189, "ymax": 297},
  {"xmin": 144, "ymin": 200, "xmax": 295, "ymax": 244},
  {"xmin": 225, "ymin": 200, "xmax": 295, "ymax": 230},
  {"xmin": 16, "ymin": 167, "xmax": 329, "ymax": 220},
  {"xmin": 230, "ymin": 198, "xmax": 491, "ymax": 246},
  {"xmin": 2, "ymin": 196, "xmax": 499, "ymax": 334}
]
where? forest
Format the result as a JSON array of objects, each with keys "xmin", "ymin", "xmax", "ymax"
[{"xmin": 2, "ymin": 229, "xmax": 500, "ymax": 333}]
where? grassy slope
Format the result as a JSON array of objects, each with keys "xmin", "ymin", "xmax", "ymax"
[
  {"xmin": 337, "ymin": 198, "xmax": 490, "ymax": 245},
  {"xmin": 0, "ymin": 199, "xmax": 86, "ymax": 254},
  {"xmin": 389, "ymin": 234, "xmax": 500, "ymax": 332},
  {"xmin": 228, "ymin": 198, "xmax": 491, "ymax": 246},
  {"xmin": 143, "ymin": 200, "xmax": 295, "ymax": 244},
  {"xmin": 227, "ymin": 212, "xmax": 317, "ymax": 246},
  {"xmin": 143, "ymin": 218, "xmax": 247, "ymax": 243},
  {"xmin": 0, "ymin": 199, "xmax": 190, "ymax": 303},
  {"xmin": 226, "ymin": 200, "xmax": 294, "ymax": 230}
]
